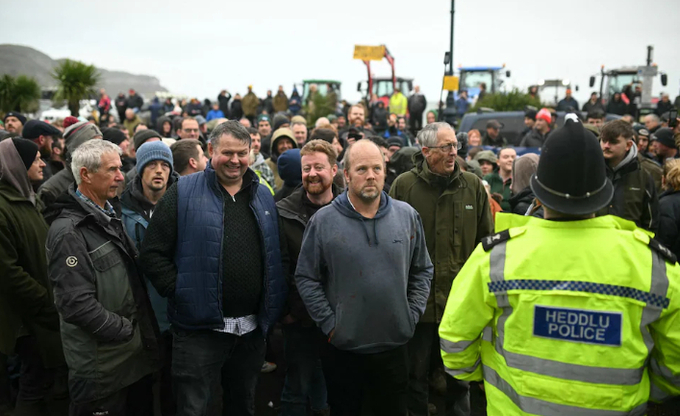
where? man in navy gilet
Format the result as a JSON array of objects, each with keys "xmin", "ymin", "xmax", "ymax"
[{"xmin": 140, "ymin": 120, "xmax": 288, "ymax": 416}]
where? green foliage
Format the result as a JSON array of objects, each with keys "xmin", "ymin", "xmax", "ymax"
[
  {"xmin": 0, "ymin": 74, "xmax": 41, "ymax": 114},
  {"xmin": 469, "ymin": 89, "xmax": 542, "ymax": 113},
  {"xmin": 52, "ymin": 59, "xmax": 100, "ymax": 116},
  {"xmin": 304, "ymin": 92, "xmax": 335, "ymax": 126}
]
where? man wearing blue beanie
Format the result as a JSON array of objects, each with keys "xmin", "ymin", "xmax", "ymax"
[{"xmin": 119, "ymin": 139, "xmax": 179, "ymax": 416}]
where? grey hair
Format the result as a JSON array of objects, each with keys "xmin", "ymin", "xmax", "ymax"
[
  {"xmin": 71, "ymin": 139, "xmax": 122, "ymax": 185},
  {"xmin": 416, "ymin": 122, "xmax": 454, "ymax": 148},
  {"xmin": 645, "ymin": 114, "xmax": 660, "ymax": 123},
  {"xmin": 209, "ymin": 120, "xmax": 251, "ymax": 148}
]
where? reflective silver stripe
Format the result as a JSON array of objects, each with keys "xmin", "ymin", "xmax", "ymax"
[
  {"xmin": 650, "ymin": 357, "xmax": 680, "ymax": 386},
  {"xmin": 641, "ymin": 253, "xmax": 669, "ymax": 354},
  {"xmin": 501, "ymin": 348, "xmax": 644, "ymax": 385},
  {"xmin": 482, "ymin": 326, "xmax": 493, "ymax": 343},
  {"xmin": 488, "ymin": 241, "xmax": 647, "ymax": 386},
  {"xmin": 483, "ymin": 365, "xmax": 648, "ymax": 416},
  {"xmin": 444, "ymin": 359, "xmax": 480, "ymax": 378},
  {"xmin": 440, "ymin": 338, "xmax": 475, "ymax": 354},
  {"xmin": 649, "ymin": 379, "xmax": 672, "ymax": 402}
]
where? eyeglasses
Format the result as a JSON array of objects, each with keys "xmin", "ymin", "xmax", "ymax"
[{"xmin": 427, "ymin": 142, "xmax": 461, "ymax": 152}]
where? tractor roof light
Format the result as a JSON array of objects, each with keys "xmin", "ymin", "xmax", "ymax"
[
  {"xmin": 562, "ymin": 79, "xmax": 570, "ymax": 86},
  {"xmin": 538, "ymin": 79, "xmax": 545, "ymax": 86}
]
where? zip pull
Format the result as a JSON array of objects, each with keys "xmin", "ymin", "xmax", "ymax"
[{"xmin": 231, "ymin": 195, "xmax": 236, "ymax": 202}]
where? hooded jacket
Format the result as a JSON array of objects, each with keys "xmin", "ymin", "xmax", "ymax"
[
  {"xmin": 597, "ymin": 145, "xmax": 659, "ymax": 232},
  {"xmin": 231, "ymin": 97, "xmax": 243, "ymax": 120},
  {"xmin": 288, "ymin": 89, "xmax": 302, "ymax": 115},
  {"xmin": 389, "ymin": 92, "xmax": 408, "ymax": 116},
  {"xmin": 295, "ymin": 191, "xmax": 433, "ymax": 353},
  {"xmin": 46, "ymin": 185, "xmax": 160, "ymax": 403},
  {"xmin": 389, "ymin": 152, "xmax": 494, "ymax": 323},
  {"xmin": 509, "ymin": 187, "xmax": 542, "ymax": 218},
  {"xmin": 277, "ymin": 184, "xmax": 342, "ymax": 325},
  {"xmin": 156, "ymin": 115, "xmax": 173, "ymax": 137},
  {"xmin": 274, "ymin": 148, "xmax": 302, "ymax": 202},
  {"xmin": 371, "ymin": 102, "xmax": 389, "ymax": 132},
  {"xmin": 266, "ymin": 129, "xmax": 299, "ymax": 190},
  {"xmin": 0, "ymin": 140, "xmax": 64, "ymax": 369}
]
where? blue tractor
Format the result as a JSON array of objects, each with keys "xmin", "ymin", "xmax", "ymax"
[{"xmin": 456, "ymin": 65, "xmax": 511, "ymax": 103}]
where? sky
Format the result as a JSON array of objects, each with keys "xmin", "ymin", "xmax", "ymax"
[{"xmin": 3, "ymin": 0, "xmax": 680, "ymax": 106}]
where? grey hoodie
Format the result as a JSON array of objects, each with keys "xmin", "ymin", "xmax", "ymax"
[{"xmin": 295, "ymin": 191, "xmax": 433, "ymax": 354}]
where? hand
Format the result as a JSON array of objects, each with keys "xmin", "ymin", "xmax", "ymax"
[{"xmin": 328, "ymin": 328, "xmax": 335, "ymax": 342}]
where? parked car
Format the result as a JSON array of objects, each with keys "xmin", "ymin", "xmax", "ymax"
[{"xmin": 458, "ymin": 111, "xmax": 621, "ymax": 146}]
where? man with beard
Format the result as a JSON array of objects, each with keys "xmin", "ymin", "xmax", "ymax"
[
  {"xmin": 120, "ymin": 141, "xmax": 178, "ymax": 416},
  {"xmin": 3, "ymin": 112, "xmax": 26, "ymax": 135},
  {"xmin": 341, "ymin": 104, "xmax": 375, "ymax": 143},
  {"xmin": 22, "ymin": 119, "xmax": 62, "ymax": 187},
  {"xmin": 597, "ymin": 120, "xmax": 658, "ymax": 232},
  {"xmin": 276, "ymin": 140, "xmax": 342, "ymax": 415},
  {"xmin": 296, "ymin": 139, "xmax": 433, "ymax": 416}
]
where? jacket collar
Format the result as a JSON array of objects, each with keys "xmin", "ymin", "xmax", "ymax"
[
  {"xmin": 277, "ymin": 183, "xmax": 341, "ymax": 223},
  {"xmin": 412, "ymin": 150, "xmax": 462, "ymax": 187}
]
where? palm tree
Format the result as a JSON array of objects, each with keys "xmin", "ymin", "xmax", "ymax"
[
  {"xmin": 52, "ymin": 59, "xmax": 100, "ymax": 116},
  {"xmin": 0, "ymin": 74, "xmax": 41, "ymax": 114},
  {"xmin": 0, "ymin": 75, "xmax": 15, "ymax": 114},
  {"xmin": 13, "ymin": 75, "xmax": 41, "ymax": 113}
]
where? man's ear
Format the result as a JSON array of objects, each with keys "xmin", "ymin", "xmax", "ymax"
[{"xmin": 189, "ymin": 158, "xmax": 197, "ymax": 169}]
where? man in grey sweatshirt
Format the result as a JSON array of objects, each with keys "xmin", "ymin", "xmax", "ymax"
[{"xmin": 296, "ymin": 139, "xmax": 433, "ymax": 416}]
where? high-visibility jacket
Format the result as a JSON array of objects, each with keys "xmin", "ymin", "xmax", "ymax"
[
  {"xmin": 389, "ymin": 92, "xmax": 408, "ymax": 116},
  {"xmin": 439, "ymin": 213, "xmax": 680, "ymax": 416}
]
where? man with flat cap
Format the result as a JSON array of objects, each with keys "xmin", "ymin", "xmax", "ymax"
[
  {"xmin": 3, "ymin": 112, "xmax": 27, "ymax": 135},
  {"xmin": 439, "ymin": 115, "xmax": 680, "ymax": 415},
  {"xmin": 22, "ymin": 120, "xmax": 63, "ymax": 186}
]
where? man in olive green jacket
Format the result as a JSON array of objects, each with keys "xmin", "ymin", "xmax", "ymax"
[{"xmin": 389, "ymin": 122, "xmax": 493, "ymax": 416}]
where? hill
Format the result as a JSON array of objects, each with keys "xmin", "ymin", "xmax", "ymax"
[{"xmin": 0, "ymin": 44, "xmax": 168, "ymax": 98}]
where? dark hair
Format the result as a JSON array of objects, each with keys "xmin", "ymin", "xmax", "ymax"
[
  {"xmin": 600, "ymin": 119, "xmax": 635, "ymax": 143},
  {"xmin": 368, "ymin": 135, "xmax": 388, "ymax": 149},
  {"xmin": 587, "ymin": 110, "xmax": 605, "ymax": 120},
  {"xmin": 209, "ymin": 120, "xmax": 251, "ymax": 147},
  {"xmin": 171, "ymin": 139, "xmax": 202, "ymax": 173},
  {"xmin": 180, "ymin": 117, "xmax": 197, "ymax": 130},
  {"xmin": 247, "ymin": 127, "xmax": 259, "ymax": 136},
  {"xmin": 310, "ymin": 128, "xmax": 338, "ymax": 144}
]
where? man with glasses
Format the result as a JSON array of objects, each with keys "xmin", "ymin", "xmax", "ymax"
[
  {"xmin": 177, "ymin": 117, "xmax": 200, "ymax": 141},
  {"xmin": 389, "ymin": 122, "xmax": 493, "ymax": 416}
]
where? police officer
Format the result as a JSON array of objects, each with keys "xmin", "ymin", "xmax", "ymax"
[{"xmin": 439, "ymin": 115, "xmax": 680, "ymax": 415}]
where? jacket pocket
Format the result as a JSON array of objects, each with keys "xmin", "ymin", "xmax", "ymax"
[{"xmin": 90, "ymin": 242, "xmax": 137, "ymax": 318}]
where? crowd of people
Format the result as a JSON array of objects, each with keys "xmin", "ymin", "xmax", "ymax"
[{"xmin": 0, "ymin": 81, "xmax": 680, "ymax": 416}]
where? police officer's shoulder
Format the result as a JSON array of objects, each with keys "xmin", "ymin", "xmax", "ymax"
[
  {"xmin": 632, "ymin": 228, "xmax": 677, "ymax": 264},
  {"xmin": 481, "ymin": 227, "xmax": 528, "ymax": 252}
]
